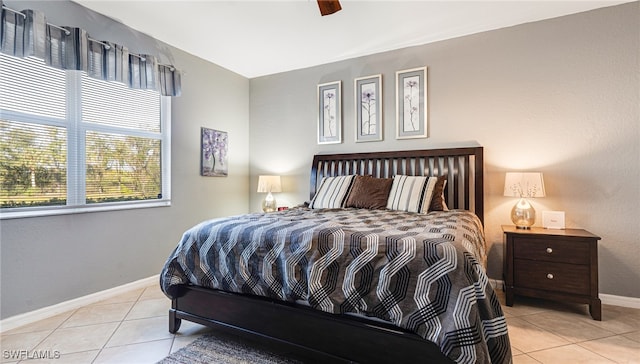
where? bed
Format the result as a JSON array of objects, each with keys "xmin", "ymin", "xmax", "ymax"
[{"xmin": 160, "ymin": 146, "xmax": 512, "ymax": 364}]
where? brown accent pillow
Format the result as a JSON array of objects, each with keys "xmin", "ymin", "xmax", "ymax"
[
  {"xmin": 345, "ymin": 175, "xmax": 393, "ymax": 209},
  {"xmin": 429, "ymin": 175, "xmax": 449, "ymax": 211}
]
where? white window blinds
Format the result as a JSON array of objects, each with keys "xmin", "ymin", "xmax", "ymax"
[
  {"xmin": 0, "ymin": 53, "xmax": 170, "ymax": 215},
  {"xmin": 0, "ymin": 55, "xmax": 66, "ymax": 119},
  {"xmin": 81, "ymin": 75, "xmax": 161, "ymax": 132}
]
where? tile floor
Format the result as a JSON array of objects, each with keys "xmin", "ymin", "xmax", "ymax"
[{"xmin": 1, "ymin": 284, "xmax": 639, "ymax": 363}]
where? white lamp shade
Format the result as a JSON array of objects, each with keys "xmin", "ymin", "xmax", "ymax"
[
  {"xmin": 257, "ymin": 175, "xmax": 282, "ymax": 193},
  {"xmin": 504, "ymin": 172, "xmax": 545, "ymax": 198}
]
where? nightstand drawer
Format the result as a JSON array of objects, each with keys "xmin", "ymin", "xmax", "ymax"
[
  {"xmin": 513, "ymin": 238, "xmax": 590, "ymax": 264},
  {"xmin": 514, "ymin": 259, "xmax": 590, "ymax": 295},
  {"xmin": 503, "ymin": 226, "xmax": 601, "ymax": 320}
]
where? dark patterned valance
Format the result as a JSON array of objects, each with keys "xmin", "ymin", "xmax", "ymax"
[{"xmin": 0, "ymin": 1, "xmax": 181, "ymax": 96}]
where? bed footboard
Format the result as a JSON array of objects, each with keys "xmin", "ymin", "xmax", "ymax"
[{"xmin": 170, "ymin": 286, "xmax": 453, "ymax": 364}]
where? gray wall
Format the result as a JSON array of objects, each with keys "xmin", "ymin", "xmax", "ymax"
[
  {"xmin": 1, "ymin": 2, "xmax": 638, "ymax": 321},
  {"xmin": 249, "ymin": 3, "xmax": 640, "ymax": 298},
  {"xmin": 0, "ymin": 1, "xmax": 250, "ymax": 319}
]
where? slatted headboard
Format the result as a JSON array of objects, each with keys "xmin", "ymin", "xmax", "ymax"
[{"xmin": 310, "ymin": 147, "xmax": 484, "ymax": 224}]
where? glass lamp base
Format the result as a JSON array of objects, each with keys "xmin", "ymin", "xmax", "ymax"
[
  {"xmin": 262, "ymin": 192, "xmax": 277, "ymax": 213},
  {"xmin": 511, "ymin": 198, "xmax": 536, "ymax": 229}
]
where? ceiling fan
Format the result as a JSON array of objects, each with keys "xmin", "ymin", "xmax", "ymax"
[{"xmin": 317, "ymin": 0, "xmax": 342, "ymax": 16}]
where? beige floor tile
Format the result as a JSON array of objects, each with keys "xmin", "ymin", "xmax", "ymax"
[
  {"xmin": 0, "ymin": 331, "xmax": 52, "ymax": 363},
  {"xmin": 60, "ymin": 302, "xmax": 134, "ymax": 328},
  {"xmin": 170, "ymin": 335, "xmax": 201, "ymax": 354},
  {"xmin": 93, "ymin": 338, "xmax": 173, "ymax": 364},
  {"xmin": 19, "ymin": 350, "xmax": 99, "ymax": 363},
  {"xmin": 520, "ymin": 310, "xmax": 616, "ymax": 343},
  {"xmin": 5, "ymin": 280, "xmax": 639, "ymax": 364},
  {"xmin": 170, "ymin": 321, "xmax": 214, "ymax": 353},
  {"xmin": 512, "ymin": 354, "xmax": 541, "ymax": 363},
  {"xmin": 587, "ymin": 305, "xmax": 640, "ymax": 335},
  {"xmin": 139, "ymin": 285, "xmax": 167, "ymax": 301},
  {"xmin": 578, "ymin": 335, "xmax": 640, "ymax": 363},
  {"xmin": 528, "ymin": 344, "xmax": 616, "ymax": 363},
  {"xmin": 511, "ymin": 346, "xmax": 524, "ymax": 356},
  {"xmin": 91, "ymin": 289, "xmax": 144, "ymax": 306},
  {"xmin": 105, "ymin": 316, "xmax": 173, "ymax": 347},
  {"xmin": 501, "ymin": 300, "xmax": 552, "ymax": 318},
  {"xmin": 503, "ymin": 297, "xmax": 590, "ymax": 319},
  {"xmin": 33, "ymin": 322, "xmax": 119, "ymax": 355},
  {"xmin": 507, "ymin": 317, "xmax": 571, "ymax": 353},
  {"xmin": 124, "ymin": 298, "xmax": 169, "ymax": 320},
  {"xmin": 2, "ymin": 311, "xmax": 74, "ymax": 336},
  {"xmin": 624, "ymin": 331, "xmax": 640, "ymax": 343}
]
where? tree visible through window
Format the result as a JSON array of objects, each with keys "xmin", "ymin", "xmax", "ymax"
[
  {"xmin": 85, "ymin": 132, "xmax": 161, "ymax": 203},
  {"xmin": 0, "ymin": 54, "xmax": 169, "ymax": 212},
  {"xmin": 0, "ymin": 121, "xmax": 67, "ymax": 207}
]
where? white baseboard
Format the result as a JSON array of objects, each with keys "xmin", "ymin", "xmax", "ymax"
[
  {"xmin": 600, "ymin": 293, "xmax": 640, "ymax": 309},
  {"xmin": 488, "ymin": 279, "xmax": 640, "ymax": 309},
  {"xmin": 489, "ymin": 278, "xmax": 505, "ymax": 291},
  {"xmin": 0, "ymin": 275, "xmax": 159, "ymax": 333}
]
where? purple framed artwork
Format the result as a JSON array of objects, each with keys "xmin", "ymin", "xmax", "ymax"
[{"xmin": 201, "ymin": 128, "xmax": 228, "ymax": 177}]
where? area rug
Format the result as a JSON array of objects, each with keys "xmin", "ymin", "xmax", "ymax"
[{"xmin": 157, "ymin": 332, "xmax": 302, "ymax": 364}]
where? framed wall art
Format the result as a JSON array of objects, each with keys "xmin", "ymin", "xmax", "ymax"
[
  {"xmin": 396, "ymin": 66, "xmax": 427, "ymax": 139},
  {"xmin": 201, "ymin": 127, "xmax": 228, "ymax": 177},
  {"xmin": 317, "ymin": 80, "xmax": 342, "ymax": 145},
  {"xmin": 354, "ymin": 74, "xmax": 382, "ymax": 142}
]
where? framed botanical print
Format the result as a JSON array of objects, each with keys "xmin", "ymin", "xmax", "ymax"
[
  {"xmin": 396, "ymin": 67, "xmax": 428, "ymax": 139},
  {"xmin": 317, "ymin": 81, "xmax": 342, "ymax": 144},
  {"xmin": 355, "ymin": 74, "xmax": 382, "ymax": 142}
]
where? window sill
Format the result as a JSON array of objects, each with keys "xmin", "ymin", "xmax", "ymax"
[{"xmin": 0, "ymin": 200, "xmax": 171, "ymax": 220}]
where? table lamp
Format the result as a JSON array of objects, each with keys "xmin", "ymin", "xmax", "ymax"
[
  {"xmin": 503, "ymin": 172, "xmax": 545, "ymax": 229},
  {"xmin": 257, "ymin": 175, "xmax": 282, "ymax": 212}
]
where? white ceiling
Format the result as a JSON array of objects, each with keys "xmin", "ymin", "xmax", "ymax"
[{"xmin": 72, "ymin": 0, "xmax": 629, "ymax": 78}]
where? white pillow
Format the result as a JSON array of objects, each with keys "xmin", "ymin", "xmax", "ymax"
[
  {"xmin": 309, "ymin": 175, "xmax": 356, "ymax": 209},
  {"xmin": 386, "ymin": 175, "xmax": 438, "ymax": 213}
]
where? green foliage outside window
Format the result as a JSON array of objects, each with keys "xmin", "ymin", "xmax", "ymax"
[
  {"xmin": 0, "ymin": 120, "xmax": 161, "ymax": 208},
  {"xmin": 1, "ymin": 54, "xmax": 166, "ymax": 213}
]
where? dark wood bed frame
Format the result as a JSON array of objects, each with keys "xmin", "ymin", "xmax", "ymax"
[{"xmin": 168, "ymin": 146, "xmax": 484, "ymax": 363}]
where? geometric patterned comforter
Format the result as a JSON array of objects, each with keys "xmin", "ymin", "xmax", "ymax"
[{"xmin": 160, "ymin": 207, "xmax": 512, "ymax": 363}]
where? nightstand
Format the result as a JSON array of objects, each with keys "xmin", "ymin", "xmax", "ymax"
[{"xmin": 502, "ymin": 225, "xmax": 602, "ymax": 320}]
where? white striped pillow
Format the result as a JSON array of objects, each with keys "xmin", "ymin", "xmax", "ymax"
[
  {"xmin": 386, "ymin": 175, "xmax": 438, "ymax": 213},
  {"xmin": 309, "ymin": 175, "xmax": 356, "ymax": 209}
]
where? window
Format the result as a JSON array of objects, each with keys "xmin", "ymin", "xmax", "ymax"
[{"xmin": 0, "ymin": 54, "xmax": 170, "ymax": 218}]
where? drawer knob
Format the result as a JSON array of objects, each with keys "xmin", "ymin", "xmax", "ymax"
[
  {"xmin": 547, "ymin": 273, "xmax": 554, "ymax": 279},
  {"xmin": 546, "ymin": 247, "xmax": 553, "ymax": 254}
]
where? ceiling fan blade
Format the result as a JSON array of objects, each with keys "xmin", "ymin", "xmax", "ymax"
[{"xmin": 317, "ymin": 0, "xmax": 342, "ymax": 16}]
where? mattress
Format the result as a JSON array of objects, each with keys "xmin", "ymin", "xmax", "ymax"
[{"xmin": 161, "ymin": 207, "xmax": 511, "ymax": 363}]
